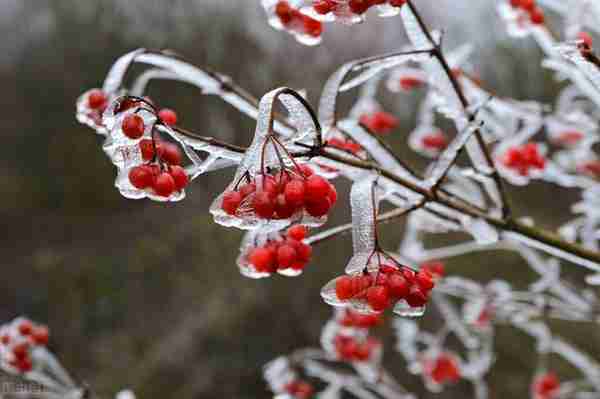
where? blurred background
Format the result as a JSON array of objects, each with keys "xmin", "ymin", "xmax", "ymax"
[{"xmin": 2, "ymin": 1, "xmax": 598, "ymax": 398}]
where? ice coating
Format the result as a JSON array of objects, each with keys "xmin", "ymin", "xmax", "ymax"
[
  {"xmin": 347, "ymin": 175, "xmax": 379, "ymax": 274},
  {"xmin": 209, "ymin": 87, "xmax": 326, "ymax": 231},
  {"xmin": 423, "ymin": 115, "xmax": 483, "ymax": 188},
  {"xmin": 318, "ymin": 50, "xmax": 430, "ymax": 133}
]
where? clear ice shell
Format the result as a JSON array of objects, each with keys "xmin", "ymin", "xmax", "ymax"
[
  {"xmin": 209, "ymin": 88, "xmax": 326, "ymax": 231},
  {"xmin": 101, "ymin": 98, "xmax": 199, "ymax": 202}
]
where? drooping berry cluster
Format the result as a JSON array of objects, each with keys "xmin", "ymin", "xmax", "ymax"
[
  {"xmin": 0, "ymin": 318, "xmax": 50, "ymax": 374},
  {"xmin": 334, "ymin": 264, "xmax": 435, "ymax": 313},
  {"xmin": 508, "ymin": 0, "xmax": 545, "ymax": 25},
  {"xmin": 222, "ymin": 165, "xmax": 337, "ymax": 220},
  {"xmin": 271, "ymin": 1, "xmax": 323, "ymax": 45},
  {"xmin": 313, "ymin": 0, "xmax": 406, "ymax": 17},
  {"xmin": 241, "ymin": 225, "xmax": 313, "ymax": 277},
  {"xmin": 359, "ymin": 111, "xmax": 399, "ymax": 135},
  {"xmin": 501, "ymin": 142, "xmax": 546, "ymax": 176},
  {"xmin": 421, "ymin": 352, "xmax": 462, "ymax": 388},
  {"xmin": 531, "ymin": 372, "xmax": 560, "ymax": 399},
  {"xmin": 128, "ymin": 134, "xmax": 189, "ymax": 198}
]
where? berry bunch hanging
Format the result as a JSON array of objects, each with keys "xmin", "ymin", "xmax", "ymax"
[
  {"xmin": 0, "ymin": 318, "xmax": 50, "ymax": 374},
  {"xmin": 239, "ymin": 225, "xmax": 313, "ymax": 278}
]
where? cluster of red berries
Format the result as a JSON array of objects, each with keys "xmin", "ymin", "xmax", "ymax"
[
  {"xmin": 284, "ymin": 380, "xmax": 314, "ymax": 399},
  {"xmin": 339, "ymin": 309, "xmax": 383, "ymax": 329},
  {"xmin": 509, "ymin": 0, "xmax": 545, "ymax": 25},
  {"xmin": 422, "ymin": 352, "xmax": 461, "ymax": 386},
  {"xmin": 501, "ymin": 142, "xmax": 546, "ymax": 177},
  {"xmin": 222, "ymin": 165, "xmax": 337, "ymax": 220},
  {"xmin": 532, "ymin": 372, "xmax": 560, "ymax": 399},
  {"xmin": 359, "ymin": 111, "xmax": 399, "ymax": 135},
  {"xmin": 0, "ymin": 319, "xmax": 50, "ymax": 374},
  {"xmin": 275, "ymin": 1, "xmax": 323, "ymax": 39},
  {"xmin": 335, "ymin": 264, "xmax": 435, "ymax": 313},
  {"xmin": 128, "ymin": 136, "xmax": 188, "ymax": 197},
  {"xmin": 313, "ymin": 0, "xmax": 406, "ymax": 16},
  {"xmin": 333, "ymin": 334, "xmax": 381, "ymax": 362},
  {"xmin": 326, "ymin": 137, "xmax": 363, "ymax": 155},
  {"xmin": 245, "ymin": 226, "xmax": 313, "ymax": 275}
]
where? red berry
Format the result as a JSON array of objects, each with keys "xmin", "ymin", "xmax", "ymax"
[
  {"xmin": 153, "ymin": 172, "xmax": 176, "ymax": 197},
  {"xmin": 293, "ymin": 240, "xmax": 312, "ymax": 262},
  {"xmin": 366, "ymin": 286, "xmax": 391, "ymax": 312},
  {"xmin": 406, "ymin": 286, "xmax": 428, "ymax": 307},
  {"xmin": 88, "ymin": 89, "xmax": 107, "ymax": 110},
  {"xmin": 122, "ymin": 114, "xmax": 145, "ymax": 139},
  {"xmin": 18, "ymin": 321, "xmax": 33, "ymax": 336},
  {"xmin": 305, "ymin": 175, "xmax": 331, "ymax": 201},
  {"xmin": 422, "ymin": 133, "xmax": 448, "ymax": 151},
  {"xmin": 399, "ymin": 76, "xmax": 422, "ymax": 90},
  {"xmin": 287, "ymin": 225, "xmax": 308, "ymax": 241},
  {"xmin": 139, "ymin": 139, "xmax": 157, "ymax": 161},
  {"xmin": 129, "ymin": 165, "xmax": 155, "ymax": 189},
  {"xmin": 249, "ymin": 247, "xmax": 276, "ymax": 273},
  {"xmin": 302, "ymin": 15, "xmax": 323, "ymax": 37},
  {"xmin": 387, "ymin": 273, "xmax": 409, "ymax": 299},
  {"xmin": 239, "ymin": 182, "xmax": 256, "ymax": 198},
  {"xmin": 13, "ymin": 342, "xmax": 29, "ymax": 360},
  {"xmin": 17, "ymin": 357, "xmax": 33, "ymax": 373},
  {"xmin": 169, "ymin": 165, "xmax": 189, "ymax": 191},
  {"xmin": 416, "ymin": 270, "xmax": 435, "ymax": 291},
  {"xmin": 1, "ymin": 335, "xmax": 10, "ymax": 345},
  {"xmin": 277, "ymin": 244, "xmax": 297, "ymax": 268},
  {"xmin": 275, "ymin": 1, "xmax": 294, "ymax": 25},
  {"xmin": 158, "ymin": 108, "xmax": 178, "ymax": 126},
  {"xmin": 530, "ymin": 7, "xmax": 544, "ymax": 24},
  {"xmin": 284, "ymin": 179, "xmax": 306, "ymax": 208},
  {"xmin": 579, "ymin": 32, "xmax": 593, "ymax": 48},
  {"xmin": 336, "ymin": 276, "xmax": 355, "ymax": 300},
  {"xmin": 313, "ymin": 0, "xmax": 334, "ymax": 14},
  {"xmin": 305, "ymin": 196, "xmax": 332, "ymax": 217},
  {"xmin": 32, "ymin": 327, "xmax": 49, "ymax": 346},
  {"xmin": 157, "ymin": 143, "xmax": 182, "ymax": 165},
  {"xmin": 253, "ymin": 191, "xmax": 275, "ymax": 219},
  {"xmin": 349, "ymin": 0, "xmax": 370, "ymax": 14},
  {"xmin": 222, "ymin": 191, "xmax": 242, "ymax": 215},
  {"xmin": 389, "ymin": 0, "xmax": 406, "ymax": 7},
  {"xmin": 430, "ymin": 354, "xmax": 461, "ymax": 384},
  {"xmin": 274, "ymin": 194, "xmax": 296, "ymax": 219}
]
